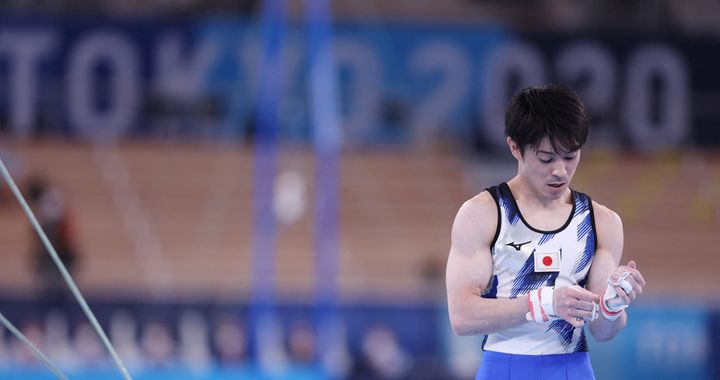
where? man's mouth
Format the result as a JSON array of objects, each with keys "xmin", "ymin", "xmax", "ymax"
[{"xmin": 548, "ymin": 183, "xmax": 564, "ymax": 188}]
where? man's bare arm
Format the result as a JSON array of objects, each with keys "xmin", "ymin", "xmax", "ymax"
[
  {"xmin": 587, "ymin": 202, "xmax": 646, "ymax": 341},
  {"xmin": 446, "ymin": 192, "xmax": 528, "ymax": 336}
]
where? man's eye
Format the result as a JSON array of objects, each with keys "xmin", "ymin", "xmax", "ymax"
[
  {"xmin": 564, "ymin": 156, "xmax": 577, "ymax": 161},
  {"xmin": 539, "ymin": 158, "xmax": 552, "ymax": 163}
]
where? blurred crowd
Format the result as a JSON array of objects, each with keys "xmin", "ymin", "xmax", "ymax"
[{"xmin": 0, "ymin": 307, "xmax": 457, "ymax": 380}]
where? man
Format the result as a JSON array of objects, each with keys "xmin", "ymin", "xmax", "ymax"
[{"xmin": 446, "ymin": 85, "xmax": 646, "ymax": 379}]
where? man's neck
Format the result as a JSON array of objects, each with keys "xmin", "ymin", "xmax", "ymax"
[{"xmin": 507, "ymin": 177, "xmax": 571, "ymax": 209}]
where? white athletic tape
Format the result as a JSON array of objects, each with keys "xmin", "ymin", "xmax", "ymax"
[
  {"xmin": 589, "ymin": 302, "xmax": 599, "ymax": 322},
  {"xmin": 540, "ymin": 287, "xmax": 556, "ymax": 317},
  {"xmin": 528, "ymin": 287, "xmax": 602, "ymax": 324},
  {"xmin": 601, "ymin": 270, "xmax": 631, "ymax": 320},
  {"xmin": 619, "ymin": 279, "xmax": 633, "ymax": 295},
  {"xmin": 526, "ymin": 287, "xmax": 554, "ymax": 324},
  {"xmin": 578, "ymin": 302, "xmax": 600, "ymax": 323}
]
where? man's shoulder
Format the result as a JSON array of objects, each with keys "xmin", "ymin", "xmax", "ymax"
[
  {"xmin": 460, "ymin": 190, "xmax": 497, "ymax": 217},
  {"xmin": 451, "ymin": 190, "xmax": 499, "ymax": 251},
  {"xmin": 453, "ymin": 190, "xmax": 498, "ymax": 233},
  {"xmin": 590, "ymin": 200, "xmax": 623, "ymax": 238}
]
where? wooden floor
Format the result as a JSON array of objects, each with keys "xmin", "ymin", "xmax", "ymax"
[{"xmin": 0, "ymin": 142, "xmax": 717, "ymax": 300}]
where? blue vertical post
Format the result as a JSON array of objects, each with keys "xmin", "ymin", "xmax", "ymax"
[
  {"xmin": 306, "ymin": 0, "xmax": 343, "ymax": 374},
  {"xmin": 251, "ymin": 0, "xmax": 286, "ymax": 371}
]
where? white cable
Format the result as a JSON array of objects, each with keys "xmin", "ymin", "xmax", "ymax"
[
  {"xmin": 0, "ymin": 158, "xmax": 133, "ymax": 380},
  {"xmin": 0, "ymin": 313, "xmax": 69, "ymax": 380}
]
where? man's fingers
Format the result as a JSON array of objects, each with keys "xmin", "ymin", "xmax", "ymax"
[
  {"xmin": 623, "ymin": 267, "xmax": 645, "ymax": 286},
  {"xmin": 622, "ymin": 261, "xmax": 646, "ymax": 287},
  {"xmin": 582, "ymin": 294, "xmax": 601, "ymax": 304},
  {"xmin": 573, "ymin": 300, "xmax": 596, "ymax": 312},
  {"xmin": 631, "ymin": 269, "xmax": 646, "ymax": 287},
  {"xmin": 623, "ymin": 276, "xmax": 643, "ymax": 296},
  {"xmin": 575, "ymin": 309, "xmax": 596, "ymax": 320},
  {"xmin": 619, "ymin": 278, "xmax": 634, "ymax": 294},
  {"xmin": 568, "ymin": 286, "xmax": 600, "ymax": 303}
]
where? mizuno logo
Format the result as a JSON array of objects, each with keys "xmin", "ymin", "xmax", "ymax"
[{"xmin": 506, "ymin": 241, "xmax": 531, "ymax": 251}]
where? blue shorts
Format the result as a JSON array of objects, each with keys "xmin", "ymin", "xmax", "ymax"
[{"xmin": 475, "ymin": 351, "xmax": 596, "ymax": 380}]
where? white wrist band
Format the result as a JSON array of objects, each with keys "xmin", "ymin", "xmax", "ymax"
[
  {"xmin": 540, "ymin": 286, "xmax": 556, "ymax": 317},
  {"xmin": 526, "ymin": 287, "xmax": 556, "ymax": 324}
]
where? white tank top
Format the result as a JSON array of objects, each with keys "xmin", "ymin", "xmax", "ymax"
[{"xmin": 482, "ymin": 183, "xmax": 597, "ymax": 354}]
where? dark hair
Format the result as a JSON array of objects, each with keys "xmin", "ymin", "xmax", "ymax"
[
  {"xmin": 27, "ymin": 176, "xmax": 48, "ymax": 203},
  {"xmin": 505, "ymin": 84, "xmax": 588, "ymax": 155}
]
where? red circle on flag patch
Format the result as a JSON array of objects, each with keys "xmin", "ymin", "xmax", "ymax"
[{"xmin": 542, "ymin": 256, "xmax": 553, "ymax": 266}]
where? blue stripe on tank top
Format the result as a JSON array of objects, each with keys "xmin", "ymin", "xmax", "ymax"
[
  {"xmin": 573, "ymin": 213, "xmax": 595, "ymax": 274},
  {"xmin": 546, "ymin": 319, "xmax": 575, "ymax": 349},
  {"xmin": 577, "ymin": 213, "xmax": 592, "ymax": 241},
  {"xmin": 574, "ymin": 194, "xmax": 590, "ymax": 216},
  {"xmin": 500, "ymin": 196, "xmax": 520, "ymax": 226},
  {"xmin": 538, "ymin": 233, "xmax": 556, "ymax": 245},
  {"xmin": 574, "ymin": 329, "xmax": 588, "ymax": 352}
]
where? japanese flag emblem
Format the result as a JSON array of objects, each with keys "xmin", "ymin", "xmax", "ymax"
[{"xmin": 534, "ymin": 251, "xmax": 561, "ymax": 273}]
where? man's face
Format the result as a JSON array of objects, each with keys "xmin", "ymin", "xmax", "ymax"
[{"xmin": 510, "ymin": 137, "xmax": 581, "ymax": 200}]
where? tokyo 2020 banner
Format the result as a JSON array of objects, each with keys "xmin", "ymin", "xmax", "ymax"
[{"xmin": 0, "ymin": 18, "xmax": 718, "ymax": 150}]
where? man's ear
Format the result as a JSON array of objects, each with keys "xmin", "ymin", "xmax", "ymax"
[{"xmin": 507, "ymin": 137, "xmax": 523, "ymax": 160}]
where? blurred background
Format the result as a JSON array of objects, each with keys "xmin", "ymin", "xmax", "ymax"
[{"xmin": 0, "ymin": 0, "xmax": 718, "ymax": 379}]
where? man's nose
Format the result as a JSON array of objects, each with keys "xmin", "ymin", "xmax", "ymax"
[{"xmin": 551, "ymin": 162, "xmax": 567, "ymax": 177}]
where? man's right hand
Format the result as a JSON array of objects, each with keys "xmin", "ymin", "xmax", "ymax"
[{"xmin": 553, "ymin": 285, "xmax": 601, "ymax": 328}]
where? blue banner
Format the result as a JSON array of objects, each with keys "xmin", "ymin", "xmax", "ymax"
[
  {"xmin": 1, "ymin": 18, "xmax": 719, "ymax": 149},
  {"xmin": 588, "ymin": 302, "xmax": 710, "ymax": 380}
]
